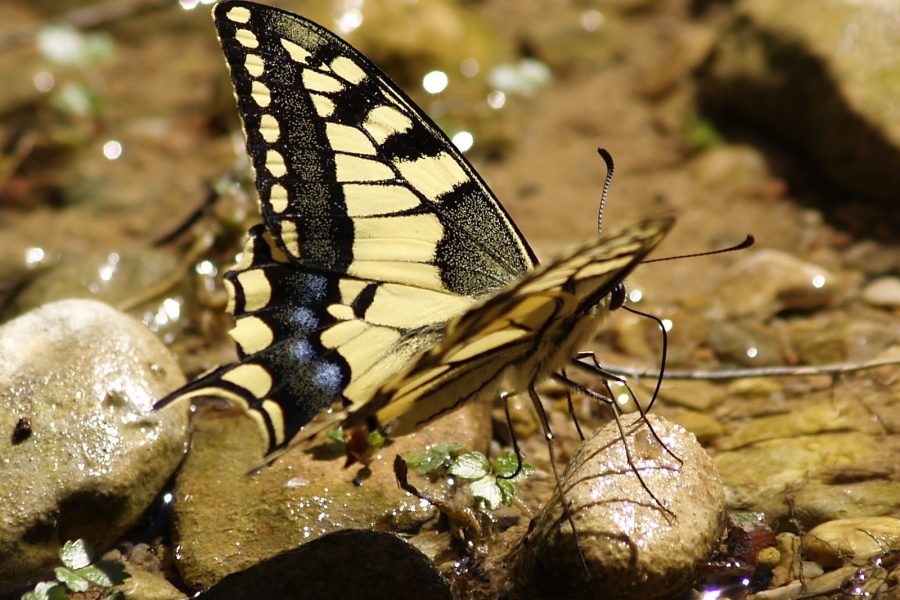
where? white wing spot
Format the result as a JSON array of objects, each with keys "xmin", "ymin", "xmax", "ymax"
[
  {"xmin": 352, "ymin": 213, "xmax": 442, "ymax": 262},
  {"xmin": 221, "ymin": 362, "xmax": 273, "ymax": 397},
  {"xmin": 268, "ymin": 183, "xmax": 289, "ymax": 213},
  {"xmin": 235, "ymin": 28, "xmax": 259, "ymax": 49},
  {"xmin": 327, "ymin": 303, "xmax": 356, "ymax": 321},
  {"xmin": 236, "ymin": 270, "xmax": 272, "ymax": 312},
  {"xmin": 251, "ymin": 81, "xmax": 271, "ymax": 107},
  {"xmin": 279, "ymin": 220, "xmax": 301, "ymax": 257},
  {"xmin": 343, "ymin": 183, "xmax": 421, "ymax": 217},
  {"xmin": 225, "ymin": 6, "xmax": 251, "ymax": 23},
  {"xmin": 363, "ymin": 105, "xmax": 413, "ymax": 145},
  {"xmin": 229, "ymin": 317, "xmax": 275, "ymax": 355},
  {"xmin": 326, "ymin": 122, "xmax": 376, "ymax": 155},
  {"xmin": 338, "ymin": 278, "xmax": 368, "ymax": 304},
  {"xmin": 245, "ymin": 53, "xmax": 264, "ymax": 77},
  {"xmin": 395, "ymin": 152, "xmax": 468, "ymax": 202},
  {"xmin": 259, "ymin": 113, "xmax": 280, "ymax": 142},
  {"xmin": 261, "ymin": 399, "xmax": 285, "ymax": 445},
  {"xmin": 335, "ymin": 154, "xmax": 394, "ymax": 182},
  {"xmin": 280, "ymin": 38, "xmax": 311, "ymax": 63},
  {"xmin": 303, "ymin": 70, "xmax": 344, "ymax": 93},
  {"xmin": 330, "ymin": 56, "xmax": 366, "ymax": 84},
  {"xmin": 311, "ymin": 94, "xmax": 335, "ymax": 118},
  {"xmin": 266, "ymin": 149, "xmax": 286, "ymax": 177}
]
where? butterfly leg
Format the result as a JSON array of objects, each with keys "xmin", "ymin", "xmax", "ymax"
[
  {"xmin": 527, "ymin": 385, "xmax": 589, "ymax": 573},
  {"xmin": 573, "ymin": 352, "xmax": 682, "ymax": 464},
  {"xmin": 497, "ymin": 391, "xmax": 525, "ymax": 480},
  {"xmin": 552, "ymin": 371, "xmax": 676, "ymax": 520},
  {"xmin": 560, "ymin": 367, "xmax": 586, "ymax": 441}
]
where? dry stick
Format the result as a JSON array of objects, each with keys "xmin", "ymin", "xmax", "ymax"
[{"xmin": 596, "ymin": 357, "xmax": 900, "ymax": 381}]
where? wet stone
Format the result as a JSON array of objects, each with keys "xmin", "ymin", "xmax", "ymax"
[
  {"xmin": 0, "ymin": 299, "xmax": 189, "ymax": 591},
  {"xmin": 802, "ymin": 517, "xmax": 900, "ymax": 569},
  {"xmin": 701, "ymin": 0, "xmax": 900, "ymax": 204},
  {"xmin": 169, "ymin": 398, "xmax": 492, "ymax": 588},
  {"xmin": 710, "ymin": 249, "xmax": 835, "ymax": 319},
  {"xmin": 514, "ymin": 414, "xmax": 725, "ymax": 600}
]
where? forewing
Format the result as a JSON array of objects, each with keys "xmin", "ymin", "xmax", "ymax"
[{"xmin": 344, "ymin": 217, "xmax": 674, "ymax": 436}]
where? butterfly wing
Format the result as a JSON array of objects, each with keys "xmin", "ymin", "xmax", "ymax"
[
  {"xmin": 343, "ymin": 217, "xmax": 674, "ymax": 437},
  {"xmin": 154, "ymin": 1, "xmax": 537, "ymax": 455}
]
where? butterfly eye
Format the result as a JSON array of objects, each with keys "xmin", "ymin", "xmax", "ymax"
[{"xmin": 609, "ymin": 282, "xmax": 626, "ymax": 310}]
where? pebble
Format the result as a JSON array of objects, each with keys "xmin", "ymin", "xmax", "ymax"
[
  {"xmin": 0, "ymin": 299, "xmax": 188, "ymax": 590},
  {"xmin": 861, "ymin": 276, "xmax": 900, "ymax": 308},
  {"xmin": 802, "ymin": 516, "xmax": 900, "ymax": 569},
  {"xmin": 514, "ymin": 414, "xmax": 725, "ymax": 599}
]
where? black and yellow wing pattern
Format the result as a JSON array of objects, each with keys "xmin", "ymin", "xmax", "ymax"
[{"xmin": 154, "ymin": 0, "xmax": 672, "ymax": 459}]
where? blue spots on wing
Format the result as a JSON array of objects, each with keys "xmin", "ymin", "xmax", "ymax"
[
  {"xmin": 312, "ymin": 362, "xmax": 343, "ymax": 396},
  {"xmin": 291, "ymin": 339, "xmax": 314, "ymax": 363},
  {"xmin": 300, "ymin": 274, "xmax": 328, "ymax": 302},
  {"xmin": 290, "ymin": 306, "xmax": 318, "ymax": 331}
]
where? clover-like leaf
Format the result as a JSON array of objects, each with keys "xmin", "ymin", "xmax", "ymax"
[
  {"xmin": 54, "ymin": 566, "xmax": 90, "ymax": 593},
  {"xmin": 60, "ymin": 539, "xmax": 93, "ymax": 570},
  {"xmin": 448, "ymin": 452, "xmax": 490, "ymax": 480},
  {"xmin": 77, "ymin": 560, "xmax": 129, "ymax": 587},
  {"xmin": 469, "ymin": 475, "xmax": 503, "ymax": 510}
]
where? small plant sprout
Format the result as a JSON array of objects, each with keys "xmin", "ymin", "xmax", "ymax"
[
  {"xmin": 401, "ymin": 444, "xmax": 535, "ymax": 512},
  {"xmin": 21, "ymin": 539, "xmax": 128, "ymax": 600}
]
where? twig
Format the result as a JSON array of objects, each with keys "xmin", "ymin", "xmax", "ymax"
[{"xmin": 593, "ymin": 357, "xmax": 900, "ymax": 381}]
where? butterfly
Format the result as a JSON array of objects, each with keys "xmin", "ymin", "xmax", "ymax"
[{"xmin": 153, "ymin": 0, "xmax": 673, "ymax": 465}]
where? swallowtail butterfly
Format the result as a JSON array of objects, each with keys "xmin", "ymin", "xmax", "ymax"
[{"xmin": 154, "ymin": 0, "xmax": 673, "ymax": 464}]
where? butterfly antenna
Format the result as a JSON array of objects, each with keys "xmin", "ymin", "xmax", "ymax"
[
  {"xmin": 621, "ymin": 306, "xmax": 668, "ymax": 412},
  {"xmin": 644, "ymin": 234, "xmax": 754, "ymax": 264},
  {"xmin": 596, "ymin": 148, "xmax": 615, "ymax": 234}
]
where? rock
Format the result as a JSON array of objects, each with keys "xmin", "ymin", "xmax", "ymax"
[
  {"xmin": 704, "ymin": 320, "xmax": 782, "ymax": 366},
  {"xmin": 715, "ymin": 423, "xmax": 900, "ymax": 527},
  {"xmin": 802, "ymin": 517, "xmax": 900, "ymax": 569},
  {"xmin": 667, "ymin": 408, "xmax": 725, "ymax": 444},
  {"xmin": 195, "ymin": 531, "xmax": 452, "ymax": 600},
  {"xmin": 701, "ymin": 0, "xmax": 900, "ymax": 204},
  {"xmin": 861, "ymin": 276, "xmax": 900, "ymax": 308},
  {"xmin": 724, "ymin": 512, "xmax": 776, "ymax": 565},
  {"xmin": 9, "ymin": 247, "xmax": 196, "ymax": 344},
  {"xmin": 169, "ymin": 398, "xmax": 492, "ymax": 588},
  {"xmin": 514, "ymin": 414, "xmax": 725, "ymax": 599},
  {"xmin": 710, "ymin": 249, "xmax": 835, "ymax": 319},
  {"xmin": 0, "ymin": 299, "xmax": 188, "ymax": 591},
  {"xmin": 115, "ymin": 568, "xmax": 187, "ymax": 600}
]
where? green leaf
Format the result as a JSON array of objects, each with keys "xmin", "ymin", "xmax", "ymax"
[
  {"xmin": 429, "ymin": 441, "xmax": 465, "ymax": 457},
  {"xmin": 496, "ymin": 478, "xmax": 517, "ymax": 506},
  {"xmin": 77, "ymin": 561, "xmax": 129, "ymax": 587},
  {"xmin": 469, "ymin": 475, "xmax": 502, "ymax": 510},
  {"xmin": 54, "ymin": 566, "xmax": 90, "ymax": 592},
  {"xmin": 367, "ymin": 430, "xmax": 385, "ymax": 449},
  {"xmin": 22, "ymin": 581, "xmax": 66, "ymax": 600},
  {"xmin": 448, "ymin": 452, "xmax": 490, "ymax": 480},
  {"xmin": 492, "ymin": 452, "xmax": 535, "ymax": 483},
  {"xmin": 60, "ymin": 539, "xmax": 93, "ymax": 570},
  {"xmin": 325, "ymin": 427, "xmax": 343, "ymax": 444}
]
